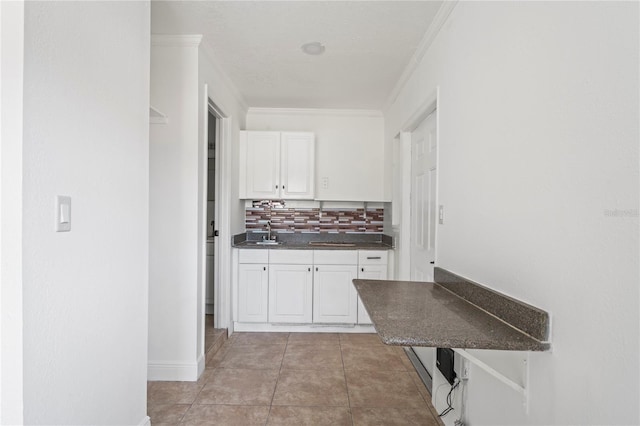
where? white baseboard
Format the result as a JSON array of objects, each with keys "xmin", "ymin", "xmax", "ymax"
[
  {"xmin": 197, "ymin": 353, "xmax": 205, "ymax": 378},
  {"xmin": 233, "ymin": 322, "xmax": 376, "ymax": 333},
  {"xmin": 147, "ymin": 359, "xmax": 201, "ymax": 382},
  {"xmin": 138, "ymin": 415, "xmax": 151, "ymax": 426}
]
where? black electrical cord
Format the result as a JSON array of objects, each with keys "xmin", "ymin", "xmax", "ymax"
[{"xmin": 439, "ymin": 379, "xmax": 460, "ymax": 417}]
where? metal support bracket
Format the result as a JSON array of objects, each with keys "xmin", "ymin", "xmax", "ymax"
[{"xmin": 453, "ymin": 349, "xmax": 530, "ymax": 414}]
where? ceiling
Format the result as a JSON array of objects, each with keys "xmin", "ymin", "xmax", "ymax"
[{"xmin": 151, "ymin": 1, "xmax": 443, "ymax": 110}]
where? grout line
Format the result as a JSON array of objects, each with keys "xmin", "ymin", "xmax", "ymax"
[
  {"xmin": 265, "ymin": 332, "xmax": 289, "ymax": 425},
  {"xmin": 338, "ymin": 334, "xmax": 355, "ymax": 426}
]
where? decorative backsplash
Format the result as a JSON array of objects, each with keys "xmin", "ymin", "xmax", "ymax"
[{"xmin": 246, "ymin": 200, "xmax": 384, "ymax": 233}]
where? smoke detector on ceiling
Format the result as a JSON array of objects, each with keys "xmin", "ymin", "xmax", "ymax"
[{"xmin": 301, "ymin": 42, "xmax": 325, "ymax": 56}]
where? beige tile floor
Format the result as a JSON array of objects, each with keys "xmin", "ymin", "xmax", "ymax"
[{"xmin": 148, "ymin": 327, "xmax": 443, "ymax": 426}]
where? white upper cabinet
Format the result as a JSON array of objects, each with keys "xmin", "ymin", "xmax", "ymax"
[
  {"xmin": 242, "ymin": 131, "xmax": 280, "ymax": 199},
  {"xmin": 245, "ymin": 109, "xmax": 386, "ymax": 202},
  {"xmin": 280, "ymin": 132, "xmax": 315, "ymax": 199},
  {"xmin": 240, "ymin": 131, "xmax": 315, "ymax": 200}
]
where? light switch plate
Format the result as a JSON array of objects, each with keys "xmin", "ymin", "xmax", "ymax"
[{"xmin": 56, "ymin": 195, "xmax": 71, "ymax": 232}]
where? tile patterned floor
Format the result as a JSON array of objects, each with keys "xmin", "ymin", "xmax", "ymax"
[{"xmin": 148, "ymin": 330, "xmax": 443, "ymax": 425}]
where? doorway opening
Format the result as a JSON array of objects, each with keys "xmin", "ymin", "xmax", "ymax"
[
  {"xmin": 203, "ymin": 97, "xmax": 226, "ymax": 358},
  {"xmin": 206, "ymin": 108, "xmax": 217, "ymax": 317}
]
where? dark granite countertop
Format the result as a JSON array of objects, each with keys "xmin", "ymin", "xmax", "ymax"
[
  {"xmin": 232, "ymin": 232, "xmax": 393, "ymax": 250},
  {"xmin": 353, "ymin": 275, "xmax": 550, "ymax": 351},
  {"xmin": 233, "ymin": 241, "xmax": 392, "ymax": 250}
]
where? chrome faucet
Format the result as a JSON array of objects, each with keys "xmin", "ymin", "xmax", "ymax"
[{"xmin": 263, "ymin": 220, "xmax": 275, "ymax": 242}]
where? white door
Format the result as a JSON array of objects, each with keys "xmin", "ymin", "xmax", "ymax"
[
  {"xmin": 245, "ymin": 131, "xmax": 280, "ymax": 199},
  {"xmin": 268, "ymin": 264, "xmax": 313, "ymax": 323},
  {"xmin": 313, "ymin": 265, "xmax": 358, "ymax": 323},
  {"xmin": 280, "ymin": 132, "xmax": 315, "ymax": 199},
  {"xmin": 356, "ymin": 265, "xmax": 388, "ymax": 324},
  {"xmin": 410, "ymin": 111, "xmax": 437, "ymax": 282},
  {"xmin": 409, "ymin": 110, "xmax": 438, "ymax": 386},
  {"xmin": 237, "ymin": 263, "xmax": 269, "ymax": 323}
]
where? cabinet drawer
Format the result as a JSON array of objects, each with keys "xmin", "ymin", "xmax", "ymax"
[
  {"xmin": 358, "ymin": 250, "xmax": 388, "ymax": 265},
  {"xmin": 238, "ymin": 249, "xmax": 269, "ymax": 264},
  {"xmin": 313, "ymin": 250, "xmax": 358, "ymax": 265},
  {"xmin": 269, "ymin": 249, "xmax": 313, "ymax": 265}
]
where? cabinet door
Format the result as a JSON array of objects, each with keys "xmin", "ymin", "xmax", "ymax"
[
  {"xmin": 357, "ymin": 264, "xmax": 388, "ymax": 324},
  {"xmin": 269, "ymin": 264, "xmax": 313, "ymax": 323},
  {"xmin": 238, "ymin": 263, "xmax": 269, "ymax": 323},
  {"xmin": 245, "ymin": 131, "xmax": 281, "ymax": 199},
  {"xmin": 280, "ymin": 132, "xmax": 315, "ymax": 199},
  {"xmin": 313, "ymin": 265, "xmax": 358, "ymax": 324},
  {"xmin": 358, "ymin": 264, "xmax": 387, "ymax": 280}
]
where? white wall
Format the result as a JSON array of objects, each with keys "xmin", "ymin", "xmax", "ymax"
[
  {"xmin": 21, "ymin": 2, "xmax": 150, "ymax": 424},
  {"xmin": 386, "ymin": 2, "xmax": 639, "ymax": 425},
  {"xmin": 149, "ymin": 36, "xmax": 247, "ymax": 379},
  {"xmin": 246, "ymin": 109, "xmax": 386, "ymax": 201},
  {"xmin": 0, "ymin": 1, "xmax": 25, "ymax": 423},
  {"xmin": 149, "ymin": 37, "xmax": 202, "ymax": 381}
]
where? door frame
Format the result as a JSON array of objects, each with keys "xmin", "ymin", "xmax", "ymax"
[
  {"xmin": 395, "ymin": 87, "xmax": 440, "ymax": 280},
  {"xmin": 200, "ymin": 86, "xmax": 232, "ymax": 332}
]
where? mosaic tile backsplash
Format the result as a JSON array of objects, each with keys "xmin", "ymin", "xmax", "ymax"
[{"xmin": 246, "ymin": 200, "xmax": 384, "ymax": 233}]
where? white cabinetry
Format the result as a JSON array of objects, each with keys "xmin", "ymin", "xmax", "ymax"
[
  {"xmin": 245, "ymin": 109, "xmax": 386, "ymax": 201},
  {"xmin": 237, "ymin": 250, "xmax": 269, "ymax": 323},
  {"xmin": 268, "ymin": 250, "xmax": 313, "ymax": 323},
  {"xmin": 280, "ymin": 133, "xmax": 315, "ymax": 199},
  {"xmin": 240, "ymin": 131, "xmax": 315, "ymax": 200},
  {"xmin": 313, "ymin": 251, "xmax": 358, "ymax": 324},
  {"xmin": 241, "ymin": 131, "xmax": 280, "ymax": 199},
  {"xmin": 234, "ymin": 248, "xmax": 390, "ymax": 330},
  {"xmin": 357, "ymin": 251, "xmax": 388, "ymax": 324}
]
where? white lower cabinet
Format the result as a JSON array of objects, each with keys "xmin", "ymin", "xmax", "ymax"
[
  {"xmin": 268, "ymin": 264, "xmax": 313, "ymax": 323},
  {"xmin": 268, "ymin": 250, "xmax": 314, "ymax": 324},
  {"xmin": 237, "ymin": 249, "xmax": 269, "ymax": 323},
  {"xmin": 357, "ymin": 251, "xmax": 389, "ymax": 324},
  {"xmin": 237, "ymin": 263, "xmax": 269, "ymax": 322},
  {"xmin": 235, "ymin": 248, "xmax": 389, "ymax": 328},
  {"xmin": 313, "ymin": 250, "xmax": 358, "ymax": 324},
  {"xmin": 313, "ymin": 264, "xmax": 358, "ymax": 323}
]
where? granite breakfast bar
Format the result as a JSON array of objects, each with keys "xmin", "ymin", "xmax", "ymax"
[{"xmin": 353, "ymin": 267, "xmax": 551, "ymax": 351}]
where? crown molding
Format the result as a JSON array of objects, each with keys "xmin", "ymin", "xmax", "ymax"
[
  {"xmin": 247, "ymin": 107, "xmax": 383, "ymax": 118},
  {"xmin": 151, "ymin": 34, "xmax": 203, "ymax": 47},
  {"xmin": 383, "ymin": 0, "xmax": 458, "ymax": 113},
  {"xmin": 199, "ymin": 42, "xmax": 249, "ymax": 113}
]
